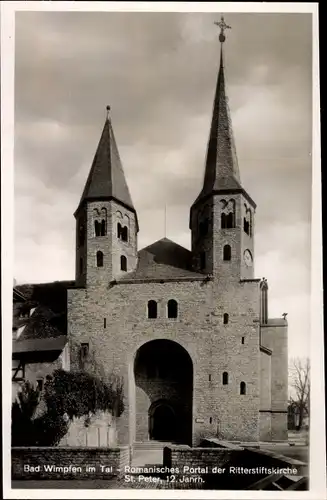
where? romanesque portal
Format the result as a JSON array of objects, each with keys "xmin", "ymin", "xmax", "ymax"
[{"xmin": 134, "ymin": 340, "xmax": 193, "ymax": 445}]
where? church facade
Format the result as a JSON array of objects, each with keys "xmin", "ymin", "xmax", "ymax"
[
  {"xmin": 67, "ymin": 27, "xmax": 288, "ymax": 446},
  {"xmin": 13, "ymin": 23, "xmax": 288, "ymax": 446}
]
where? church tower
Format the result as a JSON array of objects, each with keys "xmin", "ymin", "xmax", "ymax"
[
  {"xmin": 74, "ymin": 106, "xmax": 138, "ymax": 288},
  {"xmin": 190, "ymin": 19, "xmax": 256, "ymax": 281}
]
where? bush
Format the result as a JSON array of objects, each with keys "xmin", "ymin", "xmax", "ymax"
[{"xmin": 12, "ymin": 370, "xmax": 125, "ymax": 446}]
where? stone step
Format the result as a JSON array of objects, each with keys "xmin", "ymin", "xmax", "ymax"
[{"xmin": 133, "ymin": 441, "xmax": 174, "ymax": 450}]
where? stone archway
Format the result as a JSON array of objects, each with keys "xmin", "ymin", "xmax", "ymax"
[
  {"xmin": 134, "ymin": 339, "xmax": 193, "ymax": 445},
  {"xmin": 149, "ymin": 400, "xmax": 177, "ymax": 442}
]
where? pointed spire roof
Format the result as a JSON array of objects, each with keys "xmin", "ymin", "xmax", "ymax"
[
  {"xmin": 193, "ymin": 17, "xmax": 250, "ymax": 207},
  {"xmin": 75, "ymin": 107, "xmax": 137, "ymax": 222}
]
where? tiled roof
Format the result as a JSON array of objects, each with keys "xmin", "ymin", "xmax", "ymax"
[
  {"xmin": 14, "ymin": 305, "xmax": 65, "ymax": 341},
  {"xmin": 15, "ymin": 280, "xmax": 75, "ymax": 314},
  {"xmin": 13, "ymin": 281, "xmax": 74, "ymax": 345},
  {"xmin": 193, "ymin": 45, "xmax": 242, "ymax": 206},
  {"xmin": 118, "ymin": 238, "xmax": 204, "ymax": 282},
  {"xmin": 75, "ymin": 116, "xmax": 137, "ymax": 225},
  {"xmin": 13, "ymin": 288, "xmax": 26, "ymax": 303}
]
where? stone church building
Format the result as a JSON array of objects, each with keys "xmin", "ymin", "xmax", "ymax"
[{"xmin": 13, "ymin": 24, "xmax": 288, "ymax": 446}]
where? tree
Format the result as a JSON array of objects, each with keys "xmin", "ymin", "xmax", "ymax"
[
  {"xmin": 12, "ymin": 381, "xmax": 41, "ymax": 446},
  {"xmin": 289, "ymin": 357, "xmax": 310, "ymax": 431}
]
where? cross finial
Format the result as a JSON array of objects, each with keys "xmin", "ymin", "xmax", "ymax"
[
  {"xmin": 106, "ymin": 105, "xmax": 111, "ymax": 119},
  {"xmin": 214, "ymin": 15, "xmax": 231, "ymax": 43}
]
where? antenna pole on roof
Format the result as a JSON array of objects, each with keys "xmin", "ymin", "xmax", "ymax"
[{"xmin": 164, "ymin": 204, "xmax": 167, "ymax": 238}]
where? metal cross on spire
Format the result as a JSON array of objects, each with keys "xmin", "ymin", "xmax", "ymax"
[{"xmin": 214, "ymin": 15, "xmax": 231, "ymax": 43}]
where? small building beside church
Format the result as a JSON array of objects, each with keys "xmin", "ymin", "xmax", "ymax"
[{"xmin": 13, "ymin": 23, "xmax": 288, "ymax": 446}]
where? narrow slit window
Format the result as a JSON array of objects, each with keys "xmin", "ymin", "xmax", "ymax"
[
  {"xmin": 120, "ymin": 255, "xmax": 127, "ymax": 271},
  {"xmin": 209, "ymin": 374, "xmax": 212, "ymax": 382},
  {"xmin": 94, "ymin": 220, "xmax": 101, "ymax": 237},
  {"xmin": 117, "ymin": 223, "xmax": 122, "ymax": 239},
  {"xmin": 240, "ymin": 382, "xmax": 246, "ymax": 395},
  {"xmin": 79, "ymin": 343, "xmax": 89, "ymax": 370},
  {"xmin": 101, "ymin": 219, "xmax": 106, "ymax": 236},
  {"xmin": 241, "ymin": 336, "xmax": 245, "ymax": 344},
  {"xmin": 223, "ymin": 244, "xmax": 231, "ymax": 261},
  {"xmin": 244, "ymin": 218, "xmax": 250, "ymax": 235},
  {"xmin": 104, "ymin": 318, "xmax": 107, "ymax": 328},
  {"xmin": 121, "ymin": 226, "xmax": 128, "ymax": 242},
  {"xmin": 223, "ymin": 372, "xmax": 228, "ymax": 385},
  {"xmin": 209, "ymin": 417, "xmax": 213, "ymax": 424},
  {"xmin": 80, "ymin": 343, "xmax": 89, "ymax": 366},
  {"xmin": 96, "ymin": 251, "xmax": 103, "ymax": 267},
  {"xmin": 223, "ymin": 313, "xmax": 229, "ymax": 325},
  {"xmin": 226, "ymin": 212, "xmax": 234, "ymax": 228}
]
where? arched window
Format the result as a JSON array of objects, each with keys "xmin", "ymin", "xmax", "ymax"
[
  {"xmin": 243, "ymin": 218, "xmax": 248, "ymax": 234},
  {"xmin": 120, "ymin": 255, "xmax": 127, "ymax": 271},
  {"xmin": 167, "ymin": 299, "xmax": 178, "ymax": 319},
  {"xmin": 96, "ymin": 251, "xmax": 103, "ymax": 267},
  {"xmin": 94, "ymin": 220, "xmax": 101, "ymax": 237},
  {"xmin": 117, "ymin": 223, "xmax": 122, "ymax": 239},
  {"xmin": 223, "ymin": 313, "xmax": 229, "ymax": 324},
  {"xmin": 226, "ymin": 212, "xmax": 234, "ymax": 229},
  {"xmin": 101, "ymin": 219, "xmax": 106, "ymax": 236},
  {"xmin": 223, "ymin": 244, "xmax": 231, "ymax": 261},
  {"xmin": 240, "ymin": 382, "xmax": 246, "ymax": 395},
  {"xmin": 221, "ymin": 199, "xmax": 235, "ymax": 229},
  {"xmin": 121, "ymin": 226, "xmax": 128, "ymax": 242},
  {"xmin": 222, "ymin": 372, "xmax": 228, "ymax": 385},
  {"xmin": 148, "ymin": 300, "xmax": 157, "ymax": 319},
  {"xmin": 244, "ymin": 206, "xmax": 252, "ymax": 236}
]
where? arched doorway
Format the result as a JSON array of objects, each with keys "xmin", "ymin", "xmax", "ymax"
[
  {"xmin": 149, "ymin": 400, "xmax": 176, "ymax": 441},
  {"xmin": 134, "ymin": 339, "xmax": 193, "ymax": 445}
]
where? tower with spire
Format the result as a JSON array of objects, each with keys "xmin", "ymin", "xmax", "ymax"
[
  {"xmin": 74, "ymin": 106, "xmax": 138, "ymax": 288},
  {"xmin": 64, "ymin": 18, "xmax": 288, "ymax": 448},
  {"xmin": 190, "ymin": 17, "xmax": 255, "ymax": 281}
]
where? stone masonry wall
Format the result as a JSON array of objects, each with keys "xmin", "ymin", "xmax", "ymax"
[
  {"xmin": 12, "ymin": 446, "xmax": 130, "ymax": 480},
  {"xmin": 68, "ymin": 273, "xmax": 262, "ymax": 446},
  {"xmin": 259, "ymin": 349, "xmax": 272, "ymax": 440},
  {"xmin": 58, "ymin": 411, "xmax": 117, "ymax": 448},
  {"xmin": 83, "ymin": 200, "xmax": 137, "ymax": 287},
  {"xmin": 191, "ymin": 194, "xmax": 255, "ymax": 281},
  {"xmin": 164, "ymin": 446, "xmax": 238, "ymax": 470},
  {"xmin": 261, "ymin": 322, "xmax": 288, "ymax": 440}
]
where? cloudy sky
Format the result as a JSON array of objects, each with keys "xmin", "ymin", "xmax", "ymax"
[{"xmin": 13, "ymin": 10, "xmax": 312, "ymax": 359}]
